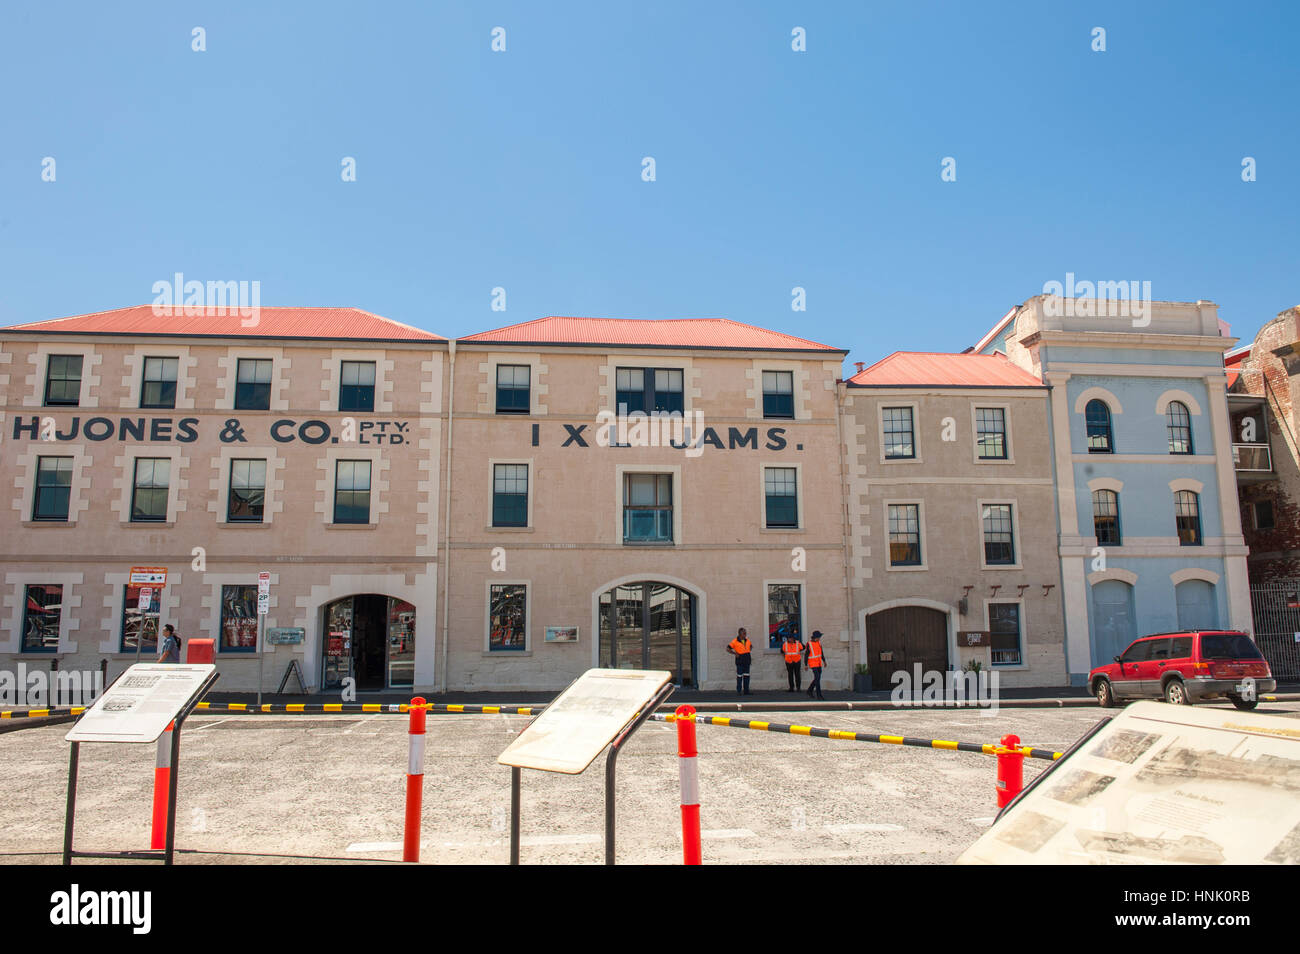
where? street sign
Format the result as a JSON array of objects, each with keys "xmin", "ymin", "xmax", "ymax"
[
  {"xmin": 129, "ymin": 566, "xmax": 168, "ymax": 586},
  {"xmin": 257, "ymin": 593, "xmax": 270, "ymax": 616},
  {"xmin": 138, "ymin": 587, "xmax": 153, "ymax": 612},
  {"xmin": 958, "ymin": 630, "xmax": 991, "ymax": 647},
  {"xmin": 498, "ymin": 668, "xmax": 671, "ymax": 775},
  {"xmin": 66, "ymin": 664, "xmax": 217, "ymax": 744},
  {"xmin": 258, "ymin": 571, "xmax": 270, "ymax": 595}
]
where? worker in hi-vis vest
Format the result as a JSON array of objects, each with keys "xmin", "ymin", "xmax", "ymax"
[
  {"xmin": 804, "ymin": 630, "xmax": 827, "ymax": 700},
  {"xmin": 781, "ymin": 631, "xmax": 805, "ymax": 692},
  {"xmin": 726, "ymin": 627, "xmax": 754, "ymax": 695}
]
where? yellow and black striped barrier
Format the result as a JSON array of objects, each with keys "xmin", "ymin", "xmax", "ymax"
[
  {"xmin": 652, "ymin": 712, "xmax": 1063, "ymax": 761},
  {"xmin": 192, "ymin": 701, "xmax": 545, "ymax": 716},
  {"xmin": 0, "ymin": 706, "xmax": 88, "ymax": 719}
]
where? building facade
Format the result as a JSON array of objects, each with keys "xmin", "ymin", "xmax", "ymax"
[
  {"xmin": 984, "ymin": 296, "xmax": 1252, "ymax": 686},
  {"xmin": 0, "ymin": 307, "xmax": 447, "ymax": 696},
  {"xmin": 440, "ymin": 316, "xmax": 852, "ymax": 691},
  {"xmin": 840, "ymin": 352, "xmax": 1068, "ymax": 690}
]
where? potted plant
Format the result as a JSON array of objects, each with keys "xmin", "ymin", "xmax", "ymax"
[{"xmin": 852, "ymin": 663, "xmax": 872, "ymax": 694}]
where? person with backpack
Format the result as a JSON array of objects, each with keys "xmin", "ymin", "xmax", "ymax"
[{"xmin": 157, "ymin": 623, "xmax": 181, "ymax": 663}]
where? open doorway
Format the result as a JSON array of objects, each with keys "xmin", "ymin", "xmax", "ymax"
[{"xmin": 321, "ymin": 594, "xmax": 416, "ymax": 691}]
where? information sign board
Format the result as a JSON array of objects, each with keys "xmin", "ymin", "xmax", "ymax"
[{"xmin": 66, "ymin": 664, "xmax": 217, "ymax": 744}]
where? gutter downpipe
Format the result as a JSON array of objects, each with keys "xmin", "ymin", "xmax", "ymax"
[
  {"xmin": 834, "ymin": 374, "xmax": 857, "ymax": 681},
  {"xmin": 440, "ymin": 340, "xmax": 456, "ymax": 693}
]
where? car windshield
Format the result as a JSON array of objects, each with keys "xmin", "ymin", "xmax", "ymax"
[{"xmin": 1200, "ymin": 634, "xmax": 1264, "ymax": 660}]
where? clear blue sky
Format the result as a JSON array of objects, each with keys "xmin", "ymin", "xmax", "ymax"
[{"xmin": 2, "ymin": 1, "xmax": 1296, "ymax": 362}]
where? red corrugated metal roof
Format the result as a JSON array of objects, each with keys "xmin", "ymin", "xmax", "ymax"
[
  {"xmin": 848, "ymin": 352, "xmax": 1043, "ymax": 387},
  {"xmin": 2, "ymin": 305, "xmax": 443, "ymax": 341},
  {"xmin": 460, "ymin": 316, "xmax": 843, "ymax": 352}
]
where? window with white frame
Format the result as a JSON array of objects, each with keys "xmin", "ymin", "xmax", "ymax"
[
  {"xmin": 975, "ymin": 407, "xmax": 1008, "ymax": 459},
  {"xmin": 883, "ymin": 407, "xmax": 915, "ymax": 459}
]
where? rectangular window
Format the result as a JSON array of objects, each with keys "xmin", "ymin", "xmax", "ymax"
[
  {"xmin": 489, "ymin": 583, "xmax": 527, "ymax": 651},
  {"xmin": 767, "ymin": 583, "xmax": 802, "ymax": 650},
  {"xmin": 491, "ymin": 463, "xmax": 529, "ymax": 527},
  {"xmin": 888, "ymin": 504, "xmax": 922, "ymax": 566},
  {"xmin": 623, "ymin": 473, "xmax": 673, "ymax": 543},
  {"xmin": 982, "ymin": 504, "xmax": 1015, "ymax": 565},
  {"xmin": 120, "ymin": 584, "xmax": 160, "ymax": 654},
  {"xmin": 141, "ymin": 357, "xmax": 179, "ymax": 409},
  {"xmin": 33, "ymin": 456, "xmax": 73, "ymax": 521},
  {"xmin": 1092, "ymin": 490, "xmax": 1121, "ymax": 546},
  {"xmin": 495, "ymin": 365, "xmax": 530, "ymax": 414},
  {"xmin": 130, "ymin": 458, "xmax": 170, "ymax": 522},
  {"xmin": 616, "ymin": 367, "xmax": 683, "ymax": 414},
  {"xmin": 975, "ymin": 407, "xmax": 1007, "ymax": 459},
  {"xmin": 333, "ymin": 460, "xmax": 372, "ymax": 524},
  {"xmin": 763, "ymin": 370, "xmax": 794, "ymax": 419},
  {"xmin": 1175, "ymin": 491, "xmax": 1202, "ymax": 546},
  {"xmin": 44, "ymin": 354, "xmax": 83, "ymax": 406},
  {"xmin": 883, "ymin": 407, "xmax": 915, "ymax": 459},
  {"xmin": 22, "ymin": 584, "xmax": 62, "ymax": 653},
  {"xmin": 764, "ymin": 467, "xmax": 798, "ymax": 528},
  {"xmin": 989, "ymin": 603, "xmax": 1022, "ymax": 666},
  {"xmin": 228, "ymin": 459, "xmax": 267, "ymax": 522},
  {"xmin": 220, "ymin": 584, "xmax": 259, "ymax": 652},
  {"xmin": 339, "ymin": 361, "xmax": 376, "ymax": 412},
  {"xmin": 235, "ymin": 358, "xmax": 273, "ymax": 410},
  {"xmin": 1254, "ymin": 500, "xmax": 1275, "ymax": 531}
]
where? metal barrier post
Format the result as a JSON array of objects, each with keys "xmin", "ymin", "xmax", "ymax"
[
  {"xmin": 995, "ymin": 733, "xmax": 1025, "ymax": 809},
  {"xmin": 149, "ymin": 721, "xmax": 175, "ymax": 850},
  {"xmin": 404, "ymin": 697, "xmax": 426, "ymax": 862},
  {"xmin": 675, "ymin": 704, "xmax": 701, "ymax": 865}
]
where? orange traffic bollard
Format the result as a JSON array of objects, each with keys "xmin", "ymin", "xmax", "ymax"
[
  {"xmin": 675, "ymin": 704, "xmax": 702, "ymax": 865},
  {"xmin": 994, "ymin": 733, "xmax": 1025, "ymax": 810},
  {"xmin": 149, "ymin": 721, "xmax": 175, "ymax": 850},
  {"xmin": 403, "ymin": 697, "xmax": 426, "ymax": 862}
]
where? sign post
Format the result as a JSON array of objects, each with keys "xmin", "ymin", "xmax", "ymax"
[
  {"xmin": 64, "ymin": 662, "xmax": 218, "ymax": 865},
  {"xmin": 256, "ymin": 572, "xmax": 270, "ymax": 706},
  {"xmin": 129, "ymin": 567, "xmax": 168, "ymax": 665},
  {"xmin": 498, "ymin": 668, "xmax": 674, "ymax": 865}
]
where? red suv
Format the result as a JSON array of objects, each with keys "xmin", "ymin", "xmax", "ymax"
[{"xmin": 1089, "ymin": 631, "xmax": 1275, "ymax": 710}]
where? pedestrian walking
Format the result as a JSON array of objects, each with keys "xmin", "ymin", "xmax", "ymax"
[
  {"xmin": 781, "ymin": 629, "xmax": 805, "ymax": 691},
  {"xmin": 726, "ymin": 627, "xmax": 754, "ymax": 695},
  {"xmin": 157, "ymin": 623, "xmax": 181, "ymax": 664},
  {"xmin": 805, "ymin": 630, "xmax": 826, "ymax": 700}
]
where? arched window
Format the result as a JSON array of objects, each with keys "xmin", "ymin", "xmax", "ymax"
[
  {"xmin": 1086, "ymin": 399, "xmax": 1113, "ymax": 453},
  {"xmin": 1166, "ymin": 401, "xmax": 1193, "ymax": 454},
  {"xmin": 1174, "ymin": 490, "xmax": 1202, "ymax": 546},
  {"xmin": 1092, "ymin": 490, "xmax": 1121, "ymax": 546}
]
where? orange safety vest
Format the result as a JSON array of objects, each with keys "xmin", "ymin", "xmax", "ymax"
[
  {"xmin": 782, "ymin": 639, "xmax": 802, "ymax": 663},
  {"xmin": 807, "ymin": 641, "xmax": 824, "ymax": 668},
  {"xmin": 729, "ymin": 638, "xmax": 752, "ymax": 656}
]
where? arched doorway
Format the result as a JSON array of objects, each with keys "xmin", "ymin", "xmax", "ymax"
[
  {"xmin": 1176, "ymin": 579, "xmax": 1218, "ymax": 630},
  {"xmin": 1091, "ymin": 580, "xmax": 1136, "ymax": 669},
  {"xmin": 864, "ymin": 605, "xmax": 949, "ymax": 689},
  {"xmin": 321, "ymin": 594, "xmax": 416, "ymax": 691},
  {"xmin": 598, "ymin": 582, "xmax": 696, "ymax": 686}
]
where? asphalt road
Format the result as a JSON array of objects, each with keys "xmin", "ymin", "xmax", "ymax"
[{"xmin": 3, "ymin": 700, "xmax": 1297, "ymax": 865}]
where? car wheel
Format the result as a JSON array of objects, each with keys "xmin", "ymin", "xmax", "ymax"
[
  {"xmin": 1164, "ymin": 679, "xmax": 1190, "ymax": 705},
  {"xmin": 1095, "ymin": 679, "xmax": 1115, "ymax": 708},
  {"xmin": 1227, "ymin": 694, "xmax": 1258, "ymax": 711}
]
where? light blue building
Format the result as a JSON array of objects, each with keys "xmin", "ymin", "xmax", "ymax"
[{"xmin": 974, "ymin": 296, "xmax": 1251, "ymax": 685}]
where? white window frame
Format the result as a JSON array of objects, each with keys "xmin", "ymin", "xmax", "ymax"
[
  {"xmin": 760, "ymin": 463, "xmax": 803, "ymax": 531},
  {"xmin": 971, "ymin": 403, "xmax": 1014, "ymax": 464},
  {"xmin": 977, "ymin": 498, "xmax": 1022, "ymax": 570},
  {"xmin": 613, "ymin": 463, "xmax": 682, "ymax": 545},
  {"xmin": 883, "ymin": 498, "xmax": 928, "ymax": 571}
]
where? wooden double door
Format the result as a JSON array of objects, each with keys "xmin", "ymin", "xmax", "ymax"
[{"xmin": 865, "ymin": 606, "xmax": 949, "ymax": 688}]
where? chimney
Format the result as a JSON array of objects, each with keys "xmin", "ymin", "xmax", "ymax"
[{"xmin": 854, "ymin": 362, "xmax": 865, "ymax": 374}]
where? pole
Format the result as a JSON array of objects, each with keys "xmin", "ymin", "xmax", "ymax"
[
  {"xmin": 256, "ymin": 611, "xmax": 266, "ymax": 707},
  {"xmin": 509, "ymin": 767, "xmax": 521, "ymax": 866},
  {"xmin": 150, "ymin": 721, "xmax": 175, "ymax": 849},
  {"xmin": 675, "ymin": 705, "xmax": 702, "ymax": 865},
  {"xmin": 995, "ymin": 733, "xmax": 1025, "ymax": 810},
  {"xmin": 165, "ymin": 719, "xmax": 182, "ymax": 866},
  {"xmin": 63, "ymin": 741, "xmax": 79, "ymax": 865},
  {"xmin": 404, "ymin": 697, "xmax": 427, "ymax": 862}
]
